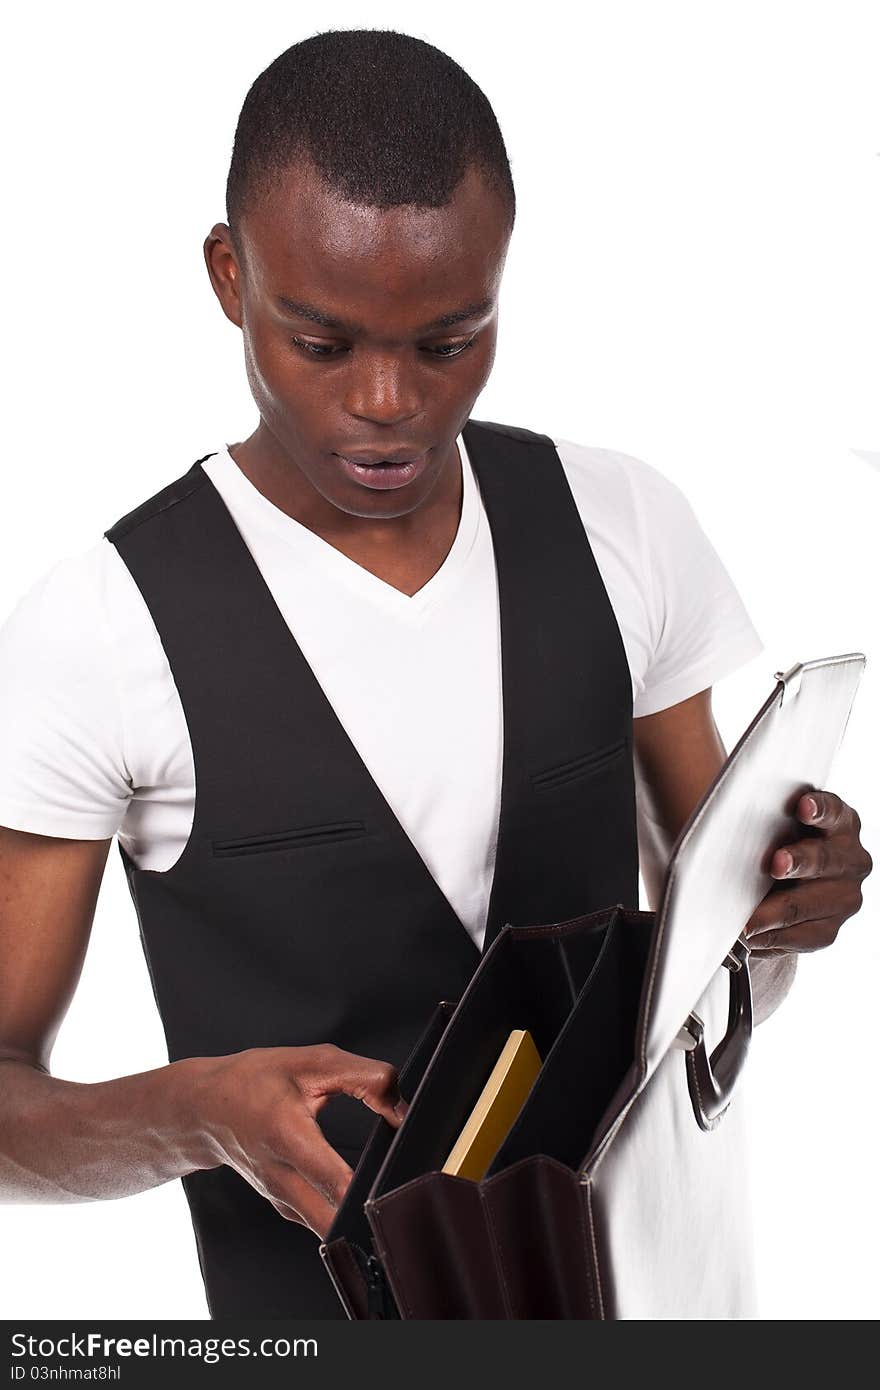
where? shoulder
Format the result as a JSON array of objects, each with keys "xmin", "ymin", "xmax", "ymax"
[
  {"xmin": 104, "ymin": 456, "xmax": 212, "ymax": 542},
  {"xmin": 551, "ymin": 436, "xmax": 694, "ymax": 529},
  {"xmin": 0, "ymin": 540, "xmax": 136, "ymax": 837},
  {"xmin": 547, "ymin": 435, "xmax": 764, "ymax": 715},
  {"xmin": 550, "ymin": 435, "xmax": 727, "ymax": 600}
]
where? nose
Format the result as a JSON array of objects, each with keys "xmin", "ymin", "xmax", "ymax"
[{"xmin": 343, "ymin": 350, "xmax": 423, "ymax": 428}]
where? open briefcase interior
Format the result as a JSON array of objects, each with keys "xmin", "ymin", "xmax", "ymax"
[{"xmin": 319, "ymin": 653, "xmax": 865, "ymax": 1319}]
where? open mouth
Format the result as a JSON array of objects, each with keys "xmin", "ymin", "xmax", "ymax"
[{"xmin": 334, "ymin": 452, "xmax": 429, "ymax": 491}]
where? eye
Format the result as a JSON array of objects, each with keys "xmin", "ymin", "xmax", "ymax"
[
  {"xmin": 290, "ymin": 338, "xmax": 344, "ymax": 358},
  {"xmin": 289, "ymin": 335, "xmax": 479, "ymax": 360},
  {"xmin": 424, "ymin": 336, "xmax": 478, "ymax": 359}
]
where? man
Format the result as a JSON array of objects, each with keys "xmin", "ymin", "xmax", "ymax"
[{"xmin": 0, "ymin": 28, "xmax": 872, "ymax": 1320}]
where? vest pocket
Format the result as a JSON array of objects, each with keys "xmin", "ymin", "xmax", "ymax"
[
  {"xmin": 531, "ymin": 735, "xmax": 627, "ymax": 793},
  {"xmin": 211, "ymin": 819, "xmax": 367, "ymax": 857}
]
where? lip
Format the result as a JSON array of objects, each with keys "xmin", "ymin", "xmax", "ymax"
[
  {"xmin": 336, "ymin": 448, "xmax": 425, "ymax": 466},
  {"xmin": 333, "ymin": 449, "xmax": 430, "ymax": 491}
]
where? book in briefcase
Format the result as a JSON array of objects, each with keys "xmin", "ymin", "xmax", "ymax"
[
  {"xmin": 321, "ymin": 653, "xmax": 866, "ymax": 1320},
  {"xmin": 441, "ymin": 1028, "xmax": 542, "ymax": 1181}
]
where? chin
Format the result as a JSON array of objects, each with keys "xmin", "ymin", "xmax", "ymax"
[
  {"xmin": 331, "ymin": 483, "xmax": 434, "ymax": 522},
  {"xmin": 322, "ymin": 453, "xmax": 447, "ymax": 518}
]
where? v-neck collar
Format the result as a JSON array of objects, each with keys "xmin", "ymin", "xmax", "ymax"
[
  {"xmin": 111, "ymin": 419, "xmax": 634, "ymax": 964},
  {"xmin": 203, "ymin": 434, "xmax": 480, "ymax": 621},
  {"xmin": 185, "ymin": 436, "xmax": 491, "ymax": 960}
]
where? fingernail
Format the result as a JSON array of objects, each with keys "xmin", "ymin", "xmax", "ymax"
[
  {"xmin": 777, "ymin": 851, "xmax": 794, "ymax": 876},
  {"xmin": 805, "ymin": 797, "xmax": 819, "ymax": 820}
]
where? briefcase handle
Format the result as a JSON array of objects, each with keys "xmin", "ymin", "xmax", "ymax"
[{"xmin": 677, "ymin": 936, "xmax": 753, "ymax": 1132}]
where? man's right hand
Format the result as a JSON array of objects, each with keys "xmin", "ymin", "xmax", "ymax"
[
  {"xmin": 191, "ymin": 1043, "xmax": 409, "ymax": 1238},
  {"xmin": 0, "ymin": 826, "xmax": 407, "ymax": 1239}
]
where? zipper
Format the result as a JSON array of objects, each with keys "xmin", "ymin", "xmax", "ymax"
[{"xmin": 365, "ymin": 1253, "xmax": 398, "ymax": 1319}]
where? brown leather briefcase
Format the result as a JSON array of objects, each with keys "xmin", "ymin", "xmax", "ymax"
[{"xmin": 320, "ymin": 653, "xmax": 864, "ymax": 1319}]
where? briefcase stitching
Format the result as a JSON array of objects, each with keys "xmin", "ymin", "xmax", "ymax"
[
  {"xmin": 685, "ymin": 1046, "xmax": 727, "ymax": 1131},
  {"xmin": 574, "ymin": 1192, "xmax": 597, "ymax": 1320},
  {"xmin": 365, "ymin": 1210, "xmax": 416, "ymax": 1320},
  {"xmin": 369, "ymin": 1162, "xmax": 607, "ymax": 1320},
  {"xmin": 635, "ymin": 695, "xmax": 766, "ymax": 1073},
  {"xmin": 504, "ymin": 905, "xmax": 625, "ymax": 939},
  {"xmin": 320, "ymin": 1241, "xmax": 362, "ymax": 1320},
  {"xmin": 482, "ymin": 1192, "xmax": 515, "ymax": 1319},
  {"xmin": 583, "ymin": 1180, "xmax": 605, "ymax": 1320}
]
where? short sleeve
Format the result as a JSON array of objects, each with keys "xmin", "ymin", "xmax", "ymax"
[
  {"xmin": 0, "ymin": 546, "xmax": 133, "ymax": 838},
  {"xmin": 631, "ymin": 464, "xmax": 765, "ymax": 717}
]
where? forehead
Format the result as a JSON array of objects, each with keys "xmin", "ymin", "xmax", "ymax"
[{"xmin": 239, "ymin": 160, "xmax": 509, "ymax": 323}]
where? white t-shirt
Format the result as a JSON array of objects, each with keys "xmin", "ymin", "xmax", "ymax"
[{"xmin": 0, "ymin": 433, "xmax": 764, "ymax": 949}]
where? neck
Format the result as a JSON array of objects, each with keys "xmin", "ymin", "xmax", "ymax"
[{"xmin": 227, "ymin": 429, "xmax": 464, "ymax": 597}]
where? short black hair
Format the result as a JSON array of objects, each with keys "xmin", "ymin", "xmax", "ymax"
[{"xmin": 225, "ymin": 28, "xmax": 516, "ymax": 254}]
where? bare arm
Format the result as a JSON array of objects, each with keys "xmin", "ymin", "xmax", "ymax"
[
  {"xmin": 0, "ymin": 827, "xmax": 212, "ymax": 1201},
  {"xmin": 0, "ymin": 826, "xmax": 404, "ymax": 1236},
  {"xmin": 633, "ymin": 689, "xmax": 797, "ymax": 1025}
]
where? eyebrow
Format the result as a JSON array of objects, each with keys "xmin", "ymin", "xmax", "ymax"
[{"xmin": 273, "ymin": 294, "xmax": 495, "ymax": 335}]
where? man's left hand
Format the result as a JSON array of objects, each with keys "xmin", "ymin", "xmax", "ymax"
[{"xmin": 744, "ymin": 790, "xmax": 873, "ymax": 954}]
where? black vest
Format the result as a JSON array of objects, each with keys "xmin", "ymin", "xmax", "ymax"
[{"xmin": 104, "ymin": 419, "xmax": 639, "ymax": 1318}]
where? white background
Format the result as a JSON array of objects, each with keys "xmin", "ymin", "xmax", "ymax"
[{"xmin": 1, "ymin": 0, "xmax": 877, "ymax": 1320}]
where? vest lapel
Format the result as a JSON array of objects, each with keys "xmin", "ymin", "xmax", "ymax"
[{"xmin": 463, "ymin": 420, "xmax": 638, "ymax": 953}]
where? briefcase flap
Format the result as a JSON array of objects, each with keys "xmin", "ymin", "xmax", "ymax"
[{"xmin": 637, "ymin": 653, "xmax": 864, "ymax": 1079}]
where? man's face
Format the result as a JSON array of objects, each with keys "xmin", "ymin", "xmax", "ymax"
[{"xmin": 206, "ymin": 159, "xmax": 511, "ymax": 520}]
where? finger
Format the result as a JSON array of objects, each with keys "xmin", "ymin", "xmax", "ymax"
[
  {"xmin": 263, "ymin": 1187, "xmax": 313, "ymax": 1227},
  {"xmin": 266, "ymin": 1196, "xmax": 308, "ymax": 1226},
  {"xmin": 796, "ymin": 789, "xmax": 852, "ymax": 835},
  {"xmin": 295, "ymin": 1044, "xmax": 406, "ymax": 1126},
  {"xmin": 744, "ymin": 878, "xmax": 860, "ymax": 939},
  {"xmin": 265, "ymin": 1161, "xmax": 343, "ymax": 1238},
  {"xmin": 270, "ymin": 1112, "xmax": 356, "ymax": 1210},
  {"xmin": 746, "ymin": 914, "xmax": 846, "ymax": 954},
  {"xmin": 769, "ymin": 837, "xmax": 852, "ymax": 882},
  {"xmin": 244, "ymin": 1162, "xmax": 336, "ymax": 1235}
]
